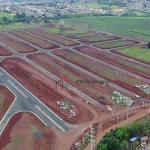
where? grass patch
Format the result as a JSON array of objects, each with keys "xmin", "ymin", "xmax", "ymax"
[
  {"xmin": 28, "ymin": 124, "xmax": 38, "ymax": 134},
  {"xmin": 117, "ymin": 46, "xmax": 150, "ymax": 62},
  {"xmin": 95, "ymin": 40, "xmax": 134, "ymax": 48},
  {"xmin": 64, "ymin": 16, "xmax": 150, "ymax": 41}
]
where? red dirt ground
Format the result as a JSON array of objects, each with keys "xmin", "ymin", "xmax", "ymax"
[
  {"xmin": 0, "ymin": 45, "xmax": 13, "ymax": 56},
  {"xmin": 26, "ymin": 53, "xmax": 139, "ymax": 106},
  {"xmin": 25, "ymin": 29, "xmax": 80, "ymax": 46},
  {"xmin": 78, "ymin": 35, "xmax": 122, "ymax": 43},
  {"xmin": 0, "ymin": 85, "xmax": 15, "ymax": 121},
  {"xmin": 1, "ymin": 57, "xmax": 95, "ymax": 124},
  {"xmin": 0, "ymin": 112, "xmax": 58, "ymax": 150},
  {"xmin": 0, "ymin": 34, "xmax": 37, "ymax": 53},
  {"xmin": 66, "ymin": 33, "xmax": 106, "ymax": 39},
  {"xmin": 74, "ymin": 46, "xmax": 150, "ymax": 81},
  {"xmin": 38, "ymin": 24, "xmax": 57, "ymax": 29},
  {"xmin": 9, "ymin": 31, "xmax": 60, "ymax": 49},
  {"xmin": 51, "ymin": 49, "xmax": 150, "ymax": 100},
  {"xmin": 93, "ymin": 40, "xmax": 140, "ymax": 49}
]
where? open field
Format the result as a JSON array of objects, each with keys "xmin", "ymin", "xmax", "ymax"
[
  {"xmin": 52, "ymin": 49, "xmax": 149, "ymax": 99},
  {"xmin": 64, "ymin": 16, "xmax": 150, "ymax": 41},
  {"xmin": 1, "ymin": 57, "xmax": 94, "ymax": 124},
  {"xmin": 25, "ymin": 29, "xmax": 79, "ymax": 46},
  {"xmin": 0, "ymin": 45, "xmax": 13, "ymax": 56},
  {"xmin": 78, "ymin": 35, "xmax": 121, "ymax": 43},
  {"xmin": 94, "ymin": 40, "xmax": 140, "ymax": 49},
  {"xmin": 9, "ymin": 31, "xmax": 60, "ymax": 49},
  {"xmin": 0, "ymin": 85, "xmax": 15, "ymax": 121},
  {"xmin": 0, "ymin": 21, "xmax": 46, "ymax": 32},
  {"xmin": 113, "ymin": 44, "xmax": 150, "ymax": 63},
  {"xmin": 0, "ymin": 112, "xmax": 57, "ymax": 150},
  {"xmin": 0, "ymin": 34, "xmax": 37, "ymax": 53},
  {"xmin": 47, "ymin": 28, "xmax": 88, "ymax": 35},
  {"xmin": 52, "ymin": 49, "xmax": 146, "ymax": 86},
  {"xmin": 74, "ymin": 46, "xmax": 150, "ymax": 81},
  {"xmin": 27, "ymin": 53, "xmax": 140, "ymax": 105},
  {"xmin": 66, "ymin": 32, "xmax": 106, "ymax": 39}
]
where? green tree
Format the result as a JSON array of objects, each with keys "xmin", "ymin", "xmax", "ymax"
[
  {"xmin": 107, "ymin": 137, "xmax": 120, "ymax": 150},
  {"xmin": 115, "ymin": 127, "xmax": 129, "ymax": 141},
  {"xmin": 148, "ymin": 42, "xmax": 150, "ymax": 49},
  {"xmin": 2, "ymin": 16, "xmax": 7, "ymax": 22},
  {"xmin": 97, "ymin": 143, "xmax": 107, "ymax": 150}
]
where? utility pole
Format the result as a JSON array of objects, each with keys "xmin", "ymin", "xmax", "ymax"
[
  {"xmin": 89, "ymin": 125, "xmax": 95, "ymax": 150},
  {"xmin": 117, "ymin": 113, "xmax": 119, "ymax": 123},
  {"xmin": 126, "ymin": 106, "xmax": 130, "ymax": 125},
  {"xmin": 81, "ymin": 124, "xmax": 83, "ymax": 135}
]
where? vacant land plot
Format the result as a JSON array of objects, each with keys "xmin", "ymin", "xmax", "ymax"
[
  {"xmin": 0, "ymin": 85, "xmax": 15, "ymax": 121},
  {"xmin": 78, "ymin": 36, "xmax": 122, "ymax": 43},
  {"xmin": 0, "ymin": 112, "xmax": 57, "ymax": 150},
  {"xmin": 52, "ymin": 49, "xmax": 149, "ymax": 98},
  {"xmin": 0, "ymin": 34, "xmax": 37, "ymax": 53},
  {"xmin": 1, "ymin": 57, "xmax": 93, "ymax": 124},
  {"xmin": 113, "ymin": 45, "xmax": 150, "ymax": 63},
  {"xmin": 9, "ymin": 31, "xmax": 60, "ymax": 49},
  {"xmin": 65, "ymin": 16, "xmax": 150, "ymax": 41},
  {"xmin": 52, "ymin": 49, "xmax": 146, "ymax": 86},
  {"xmin": 74, "ymin": 46, "xmax": 150, "ymax": 81},
  {"xmin": 25, "ymin": 29, "xmax": 79, "ymax": 46},
  {"xmin": 47, "ymin": 28, "xmax": 88, "ymax": 35},
  {"xmin": 0, "ymin": 45, "xmax": 12, "ymax": 56},
  {"xmin": 27, "ymin": 53, "xmax": 139, "ymax": 105},
  {"xmin": 94, "ymin": 40, "xmax": 140, "ymax": 49},
  {"xmin": 66, "ymin": 32, "xmax": 106, "ymax": 39}
]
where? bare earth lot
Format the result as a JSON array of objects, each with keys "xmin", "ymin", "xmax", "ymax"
[
  {"xmin": 0, "ymin": 85, "xmax": 15, "ymax": 121},
  {"xmin": 66, "ymin": 32, "xmax": 106, "ymax": 39},
  {"xmin": 0, "ymin": 112, "xmax": 58, "ymax": 150},
  {"xmin": 0, "ymin": 34, "xmax": 37, "ymax": 53},
  {"xmin": 1, "ymin": 57, "xmax": 94, "ymax": 124},
  {"xmin": 74, "ymin": 46, "xmax": 150, "ymax": 81},
  {"xmin": 0, "ymin": 45, "xmax": 12, "ymax": 56},
  {"xmin": 51, "ymin": 49, "xmax": 149, "ymax": 99},
  {"xmin": 25, "ymin": 29, "xmax": 80, "ymax": 46},
  {"xmin": 78, "ymin": 35, "xmax": 122, "ymax": 43},
  {"xmin": 26, "ymin": 53, "xmax": 138, "ymax": 105},
  {"xmin": 9, "ymin": 31, "xmax": 60, "ymax": 49}
]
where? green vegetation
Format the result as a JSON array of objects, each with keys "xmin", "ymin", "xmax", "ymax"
[
  {"xmin": 64, "ymin": 16, "xmax": 150, "ymax": 41},
  {"xmin": 97, "ymin": 116, "xmax": 150, "ymax": 150},
  {"xmin": 148, "ymin": 42, "xmax": 150, "ymax": 49},
  {"xmin": 47, "ymin": 28, "xmax": 60, "ymax": 34},
  {"xmin": 117, "ymin": 45, "xmax": 150, "ymax": 62},
  {"xmin": 95, "ymin": 41, "xmax": 134, "ymax": 49},
  {"xmin": 47, "ymin": 28, "xmax": 86, "ymax": 35},
  {"xmin": 28, "ymin": 124, "xmax": 38, "ymax": 134},
  {"xmin": 6, "ymin": 135, "xmax": 23, "ymax": 149},
  {"xmin": 0, "ymin": 97, "xmax": 4, "ymax": 104}
]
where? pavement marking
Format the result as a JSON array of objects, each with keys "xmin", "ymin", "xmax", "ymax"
[
  {"xmin": 0, "ymin": 72, "xmax": 3, "ymax": 76},
  {"xmin": 7, "ymin": 80, "xmax": 28, "ymax": 99},
  {"xmin": 35, "ymin": 105, "xmax": 65, "ymax": 132},
  {"xmin": 1, "ymin": 67, "xmax": 63, "ymax": 121}
]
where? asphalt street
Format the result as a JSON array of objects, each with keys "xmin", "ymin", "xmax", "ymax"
[{"xmin": 0, "ymin": 68, "xmax": 68, "ymax": 134}]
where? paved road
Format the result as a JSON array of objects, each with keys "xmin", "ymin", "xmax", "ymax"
[{"xmin": 0, "ymin": 68, "xmax": 68, "ymax": 134}]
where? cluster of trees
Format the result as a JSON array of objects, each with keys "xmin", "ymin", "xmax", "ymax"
[
  {"xmin": 0, "ymin": 12, "xmax": 40, "ymax": 25},
  {"xmin": 148, "ymin": 42, "xmax": 150, "ymax": 49},
  {"xmin": 97, "ymin": 120, "xmax": 150, "ymax": 150}
]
